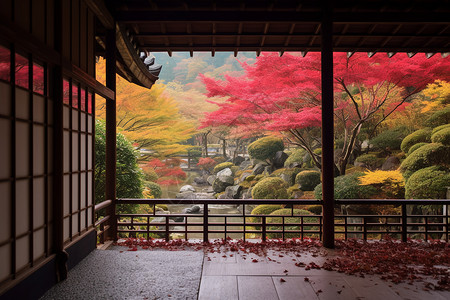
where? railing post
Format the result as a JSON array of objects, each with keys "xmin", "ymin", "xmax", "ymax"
[
  {"xmin": 262, "ymin": 216, "xmax": 266, "ymax": 242},
  {"xmin": 363, "ymin": 217, "xmax": 367, "ymax": 241},
  {"xmin": 401, "ymin": 204, "xmax": 407, "ymax": 242},
  {"xmin": 165, "ymin": 216, "xmax": 170, "ymax": 242},
  {"xmin": 203, "ymin": 204, "xmax": 209, "ymax": 243}
]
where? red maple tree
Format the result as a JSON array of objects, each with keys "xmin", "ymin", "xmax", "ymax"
[{"xmin": 200, "ymin": 52, "xmax": 450, "ymax": 174}]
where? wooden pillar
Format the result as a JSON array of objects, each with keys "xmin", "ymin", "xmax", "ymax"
[
  {"xmin": 105, "ymin": 28, "xmax": 117, "ymax": 241},
  {"xmin": 53, "ymin": 0, "xmax": 68, "ymax": 281},
  {"xmin": 321, "ymin": 3, "xmax": 335, "ymax": 249}
]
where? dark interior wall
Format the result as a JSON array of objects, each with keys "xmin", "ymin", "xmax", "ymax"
[{"xmin": 0, "ymin": 0, "xmax": 98, "ymax": 297}]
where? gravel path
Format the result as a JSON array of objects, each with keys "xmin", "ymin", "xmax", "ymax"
[{"xmin": 40, "ymin": 248, "xmax": 204, "ymax": 300}]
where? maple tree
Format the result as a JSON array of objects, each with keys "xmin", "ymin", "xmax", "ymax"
[
  {"xmin": 143, "ymin": 158, "xmax": 187, "ymax": 186},
  {"xmin": 96, "ymin": 58, "xmax": 195, "ymax": 159},
  {"xmin": 200, "ymin": 52, "xmax": 450, "ymax": 175}
]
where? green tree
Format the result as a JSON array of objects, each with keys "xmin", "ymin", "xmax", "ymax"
[{"xmin": 95, "ymin": 120, "xmax": 144, "ymax": 213}]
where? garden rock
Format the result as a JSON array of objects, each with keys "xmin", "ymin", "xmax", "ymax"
[
  {"xmin": 180, "ymin": 185, "xmax": 196, "ymax": 193},
  {"xmin": 239, "ymin": 172, "xmax": 252, "ymax": 182},
  {"xmin": 242, "ymin": 188, "xmax": 253, "ymax": 199},
  {"xmin": 182, "ymin": 205, "xmax": 202, "ymax": 214},
  {"xmin": 252, "ymin": 163, "xmax": 266, "ymax": 175},
  {"xmin": 381, "ymin": 156, "xmax": 401, "ymax": 170},
  {"xmin": 233, "ymin": 156, "xmax": 245, "ymax": 166},
  {"xmin": 217, "ymin": 167, "xmax": 233, "ymax": 177},
  {"xmin": 212, "ymin": 175, "xmax": 234, "ymax": 193},
  {"xmin": 206, "ymin": 175, "xmax": 216, "ymax": 185},
  {"xmin": 354, "ymin": 161, "xmax": 368, "ymax": 168},
  {"xmin": 280, "ymin": 173, "xmax": 293, "ymax": 186},
  {"xmin": 224, "ymin": 185, "xmax": 243, "ymax": 199},
  {"xmin": 239, "ymin": 160, "xmax": 252, "ymax": 170},
  {"xmin": 273, "ymin": 151, "xmax": 288, "ymax": 168},
  {"xmin": 193, "ymin": 177, "xmax": 207, "ymax": 185}
]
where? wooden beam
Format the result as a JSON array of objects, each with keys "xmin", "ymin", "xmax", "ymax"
[{"xmin": 84, "ymin": 0, "xmax": 114, "ymax": 29}]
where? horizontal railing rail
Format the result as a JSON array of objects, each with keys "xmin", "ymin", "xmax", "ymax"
[{"xmin": 112, "ymin": 198, "xmax": 449, "ymax": 243}]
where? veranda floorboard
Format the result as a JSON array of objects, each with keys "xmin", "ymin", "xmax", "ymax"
[
  {"xmin": 238, "ymin": 276, "xmax": 279, "ymax": 300},
  {"xmin": 198, "ymin": 275, "xmax": 238, "ymax": 300}
]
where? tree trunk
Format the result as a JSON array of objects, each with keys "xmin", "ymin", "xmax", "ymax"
[{"xmin": 222, "ymin": 138, "xmax": 227, "ymax": 158}]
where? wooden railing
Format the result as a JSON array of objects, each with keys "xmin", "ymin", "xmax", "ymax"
[
  {"xmin": 94, "ymin": 199, "xmax": 113, "ymax": 244},
  {"xmin": 108, "ymin": 199, "xmax": 449, "ymax": 243}
]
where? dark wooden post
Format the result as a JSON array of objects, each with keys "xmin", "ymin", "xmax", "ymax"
[
  {"xmin": 53, "ymin": 0, "xmax": 68, "ymax": 281},
  {"xmin": 401, "ymin": 204, "xmax": 407, "ymax": 242},
  {"xmin": 105, "ymin": 28, "xmax": 117, "ymax": 241},
  {"xmin": 321, "ymin": 3, "xmax": 335, "ymax": 249}
]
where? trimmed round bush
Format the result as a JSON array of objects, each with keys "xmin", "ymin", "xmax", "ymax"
[
  {"xmin": 431, "ymin": 127, "xmax": 450, "ymax": 145},
  {"xmin": 248, "ymin": 136, "xmax": 284, "ymax": 161},
  {"xmin": 267, "ymin": 209, "xmax": 318, "ymax": 238},
  {"xmin": 354, "ymin": 153, "xmax": 383, "ymax": 170},
  {"xmin": 400, "ymin": 143, "xmax": 450, "ymax": 180},
  {"xmin": 407, "ymin": 143, "xmax": 428, "ymax": 156},
  {"xmin": 425, "ymin": 106, "xmax": 450, "ymax": 127},
  {"xmin": 143, "ymin": 181, "xmax": 162, "ymax": 198},
  {"xmin": 370, "ymin": 126, "xmax": 409, "ymax": 150},
  {"xmin": 314, "ymin": 172, "xmax": 378, "ymax": 200},
  {"xmin": 251, "ymin": 205, "xmax": 283, "ymax": 216},
  {"xmin": 400, "ymin": 128, "xmax": 432, "ymax": 153},
  {"xmin": 432, "ymin": 123, "xmax": 450, "ymax": 135},
  {"xmin": 284, "ymin": 148, "xmax": 306, "ymax": 167},
  {"xmin": 295, "ymin": 170, "xmax": 321, "ymax": 191},
  {"xmin": 143, "ymin": 168, "xmax": 159, "ymax": 182},
  {"xmin": 251, "ymin": 177, "xmax": 289, "ymax": 199},
  {"xmin": 230, "ymin": 165, "xmax": 240, "ymax": 175},
  {"xmin": 272, "ymin": 167, "xmax": 302, "ymax": 186},
  {"xmin": 306, "ymin": 205, "xmax": 322, "ymax": 215},
  {"xmin": 405, "ymin": 166, "xmax": 450, "ymax": 199},
  {"xmin": 213, "ymin": 162, "xmax": 234, "ymax": 174}
]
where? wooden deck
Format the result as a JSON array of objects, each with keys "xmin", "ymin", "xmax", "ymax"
[{"xmin": 198, "ymin": 248, "xmax": 450, "ymax": 300}]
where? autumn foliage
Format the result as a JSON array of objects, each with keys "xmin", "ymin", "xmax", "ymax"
[
  {"xmin": 144, "ymin": 158, "xmax": 187, "ymax": 186},
  {"xmin": 200, "ymin": 53, "xmax": 450, "ymax": 174}
]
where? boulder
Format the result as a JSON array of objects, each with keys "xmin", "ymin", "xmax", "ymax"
[
  {"xmin": 193, "ymin": 176, "xmax": 208, "ymax": 185},
  {"xmin": 212, "ymin": 175, "xmax": 234, "ymax": 193},
  {"xmin": 354, "ymin": 161, "xmax": 368, "ymax": 168},
  {"xmin": 280, "ymin": 173, "xmax": 294, "ymax": 186},
  {"xmin": 180, "ymin": 185, "xmax": 195, "ymax": 193},
  {"xmin": 252, "ymin": 163, "xmax": 266, "ymax": 175},
  {"xmin": 239, "ymin": 172, "xmax": 252, "ymax": 182},
  {"xmin": 217, "ymin": 167, "xmax": 233, "ymax": 177},
  {"xmin": 239, "ymin": 160, "xmax": 252, "ymax": 170},
  {"xmin": 206, "ymin": 175, "xmax": 216, "ymax": 185},
  {"xmin": 182, "ymin": 205, "xmax": 203, "ymax": 214},
  {"xmin": 264, "ymin": 165, "xmax": 273, "ymax": 174},
  {"xmin": 233, "ymin": 156, "xmax": 246, "ymax": 166},
  {"xmin": 273, "ymin": 151, "xmax": 288, "ymax": 168},
  {"xmin": 242, "ymin": 188, "xmax": 253, "ymax": 199},
  {"xmin": 224, "ymin": 185, "xmax": 243, "ymax": 199},
  {"xmin": 381, "ymin": 156, "xmax": 401, "ymax": 171}
]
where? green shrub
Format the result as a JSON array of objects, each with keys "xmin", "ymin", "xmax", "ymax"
[
  {"xmin": 143, "ymin": 181, "xmax": 162, "ymax": 198},
  {"xmin": 230, "ymin": 165, "xmax": 240, "ymax": 175},
  {"xmin": 287, "ymin": 186, "xmax": 302, "ymax": 199},
  {"xmin": 272, "ymin": 167, "xmax": 302, "ymax": 186},
  {"xmin": 405, "ymin": 166, "xmax": 450, "ymax": 199},
  {"xmin": 432, "ymin": 123, "xmax": 450, "ymax": 135},
  {"xmin": 431, "ymin": 127, "xmax": 450, "ymax": 145},
  {"xmin": 245, "ymin": 175, "xmax": 256, "ymax": 182},
  {"xmin": 249, "ymin": 204, "xmax": 283, "ymax": 227},
  {"xmin": 254, "ymin": 174, "xmax": 266, "ymax": 181},
  {"xmin": 407, "ymin": 143, "xmax": 428, "ymax": 156},
  {"xmin": 314, "ymin": 172, "xmax": 378, "ymax": 199},
  {"xmin": 143, "ymin": 168, "xmax": 159, "ymax": 182},
  {"xmin": 425, "ymin": 106, "xmax": 450, "ymax": 127},
  {"xmin": 354, "ymin": 154, "xmax": 383, "ymax": 170},
  {"xmin": 371, "ymin": 127, "xmax": 409, "ymax": 150},
  {"xmin": 248, "ymin": 136, "xmax": 284, "ymax": 161},
  {"xmin": 284, "ymin": 148, "xmax": 306, "ymax": 167},
  {"xmin": 306, "ymin": 205, "xmax": 323, "ymax": 215},
  {"xmin": 267, "ymin": 209, "xmax": 318, "ymax": 238},
  {"xmin": 213, "ymin": 162, "xmax": 234, "ymax": 174},
  {"xmin": 252, "ymin": 177, "xmax": 289, "ymax": 199},
  {"xmin": 156, "ymin": 204, "xmax": 168, "ymax": 211},
  {"xmin": 400, "ymin": 143, "xmax": 450, "ymax": 180},
  {"xmin": 400, "ymin": 128, "xmax": 432, "ymax": 153},
  {"xmin": 295, "ymin": 170, "xmax": 321, "ymax": 191}
]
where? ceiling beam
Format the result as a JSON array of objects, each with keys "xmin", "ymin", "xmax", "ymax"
[
  {"xmin": 116, "ymin": 11, "xmax": 450, "ymax": 24},
  {"xmin": 84, "ymin": 0, "xmax": 115, "ymax": 29}
]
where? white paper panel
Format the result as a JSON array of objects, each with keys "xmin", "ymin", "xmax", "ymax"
[
  {"xmin": 72, "ymin": 132, "xmax": 78, "ymax": 171},
  {"xmin": 63, "ymin": 130, "xmax": 69, "ymax": 173},
  {"xmin": 15, "ymin": 88, "xmax": 29, "ymax": 120},
  {"xmin": 80, "ymin": 112, "xmax": 86, "ymax": 131},
  {"xmin": 16, "ymin": 236, "xmax": 29, "ymax": 270},
  {"xmin": 33, "ymin": 125, "xmax": 45, "ymax": 175},
  {"xmin": 87, "ymin": 115, "xmax": 92, "ymax": 133},
  {"xmin": 72, "ymin": 174, "xmax": 78, "ymax": 212},
  {"xmin": 0, "ymin": 182, "xmax": 11, "ymax": 243},
  {"xmin": 80, "ymin": 172, "xmax": 86, "ymax": 209},
  {"xmin": 63, "ymin": 217, "xmax": 69, "ymax": 241},
  {"xmin": 47, "ymin": 127, "xmax": 53, "ymax": 172},
  {"xmin": 0, "ymin": 245, "xmax": 11, "ymax": 282},
  {"xmin": 0, "ymin": 119, "xmax": 11, "ymax": 179},
  {"xmin": 71, "ymin": 109, "xmax": 78, "ymax": 130},
  {"xmin": 63, "ymin": 105, "xmax": 69, "ymax": 129},
  {"xmin": 80, "ymin": 210, "xmax": 86, "ymax": 231},
  {"xmin": 16, "ymin": 121, "xmax": 29, "ymax": 178},
  {"xmin": 72, "ymin": 215, "xmax": 78, "ymax": 236},
  {"xmin": 15, "ymin": 179, "xmax": 29, "ymax": 236},
  {"xmin": 63, "ymin": 175, "xmax": 70, "ymax": 216},
  {"xmin": 80, "ymin": 133, "xmax": 86, "ymax": 170},
  {"xmin": 33, "ymin": 228, "xmax": 45, "ymax": 260},
  {"xmin": 33, "ymin": 177, "xmax": 45, "ymax": 229},
  {"xmin": 33, "ymin": 94, "xmax": 45, "ymax": 123}
]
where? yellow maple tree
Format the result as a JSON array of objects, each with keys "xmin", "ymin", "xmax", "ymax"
[{"xmin": 96, "ymin": 58, "xmax": 195, "ymax": 159}]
